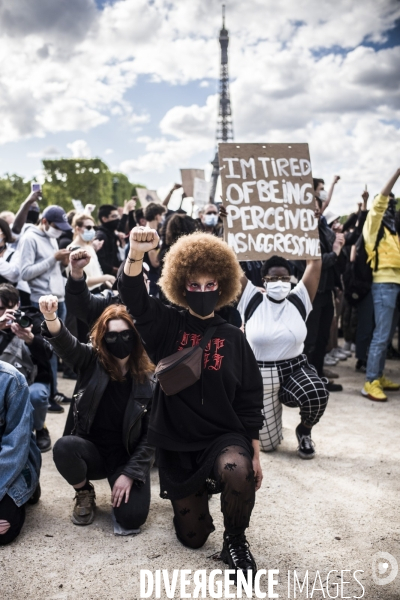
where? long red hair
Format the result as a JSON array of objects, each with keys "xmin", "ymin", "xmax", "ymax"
[{"xmin": 90, "ymin": 304, "xmax": 154, "ymax": 382}]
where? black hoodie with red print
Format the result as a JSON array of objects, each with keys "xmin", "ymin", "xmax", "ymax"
[{"xmin": 118, "ymin": 271, "xmax": 263, "ymax": 452}]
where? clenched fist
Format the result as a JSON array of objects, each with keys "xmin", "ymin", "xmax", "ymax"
[
  {"xmin": 39, "ymin": 295, "xmax": 59, "ymax": 319},
  {"xmin": 128, "ymin": 226, "xmax": 159, "ymax": 253}
]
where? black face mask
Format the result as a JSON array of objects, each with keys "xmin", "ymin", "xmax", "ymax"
[
  {"xmin": 103, "ymin": 219, "xmax": 120, "ymax": 232},
  {"xmin": 185, "ymin": 289, "xmax": 220, "ymax": 317},
  {"xmin": 104, "ymin": 330, "xmax": 136, "ymax": 359}
]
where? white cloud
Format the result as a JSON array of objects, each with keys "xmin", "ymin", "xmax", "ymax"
[
  {"xmin": 104, "ymin": 148, "xmax": 114, "ymax": 155},
  {"xmin": 67, "ymin": 139, "xmax": 91, "ymax": 159},
  {"xmin": 27, "ymin": 145, "xmax": 61, "ymax": 158},
  {"xmin": 0, "ymin": 0, "xmax": 400, "ymax": 213}
]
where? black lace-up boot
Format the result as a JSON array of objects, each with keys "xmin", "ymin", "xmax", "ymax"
[{"xmin": 221, "ymin": 532, "xmax": 257, "ymax": 586}]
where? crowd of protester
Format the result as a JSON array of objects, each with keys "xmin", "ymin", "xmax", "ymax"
[{"xmin": 1, "ymin": 170, "xmax": 399, "ymax": 584}]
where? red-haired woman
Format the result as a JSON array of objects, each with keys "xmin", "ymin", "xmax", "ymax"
[{"xmin": 38, "ymin": 298, "xmax": 154, "ymax": 530}]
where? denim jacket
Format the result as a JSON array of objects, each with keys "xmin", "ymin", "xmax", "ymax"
[{"xmin": 0, "ymin": 360, "xmax": 41, "ymax": 506}]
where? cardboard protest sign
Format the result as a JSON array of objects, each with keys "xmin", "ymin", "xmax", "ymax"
[
  {"xmin": 136, "ymin": 189, "xmax": 161, "ymax": 207},
  {"xmin": 180, "ymin": 169, "xmax": 205, "ymax": 197},
  {"xmin": 219, "ymin": 143, "xmax": 320, "ymax": 261},
  {"xmin": 193, "ymin": 177, "xmax": 210, "ymax": 207}
]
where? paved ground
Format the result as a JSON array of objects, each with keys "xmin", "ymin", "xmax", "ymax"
[{"xmin": 1, "ymin": 353, "xmax": 400, "ymax": 599}]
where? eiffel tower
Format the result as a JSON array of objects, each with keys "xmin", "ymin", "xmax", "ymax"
[{"xmin": 209, "ymin": 5, "xmax": 234, "ymax": 203}]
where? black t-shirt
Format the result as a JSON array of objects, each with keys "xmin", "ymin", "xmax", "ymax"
[{"xmin": 83, "ymin": 374, "xmax": 132, "ymax": 475}]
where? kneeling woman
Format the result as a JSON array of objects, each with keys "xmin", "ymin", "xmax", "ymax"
[
  {"xmin": 38, "ymin": 299, "xmax": 154, "ymax": 530},
  {"xmin": 119, "ymin": 227, "xmax": 264, "ymax": 580},
  {"xmin": 238, "ymin": 255, "xmax": 328, "ymax": 459}
]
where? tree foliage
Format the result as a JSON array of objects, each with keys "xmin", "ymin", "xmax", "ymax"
[
  {"xmin": 0, "ymin": 159, "xmax": 145, "ymax": 217},
  {"xmin": 0, "ymin": 174, "xmax": 31, "ymax": 213}
]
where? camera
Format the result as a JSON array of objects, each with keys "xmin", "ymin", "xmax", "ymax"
[{"xmin": 13, "ymin": 310, "xmax": 33, "ymax": 328}]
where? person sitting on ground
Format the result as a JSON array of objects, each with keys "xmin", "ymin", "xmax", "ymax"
[
  {"xmin": 18, "ymin": 205, "xmax": 72, "ymax": 411},
  {"xmin": 361, "ymin": 168, "xmax": 400, "ymax": 401},
  {"xmin": 39, "ymin": 298, "xmax": 154, "ymax": 530},
  {"xmin": 0, "ymin": 284, "xmax": 54, "ymax": 452},
  {"xmin": 0, "ymin": 360, "xmax": 41, "ymax": 545},
  {"xmin": 119, "ymin": 226, "xmax": 264, "ymax": 584},
  {"xmin": 237, "ymin": 256, "xmax": 327, "ymax": 459},
  {"xmin": 94, "ymin": 205, "xmax": 122, "ymax": 276}
]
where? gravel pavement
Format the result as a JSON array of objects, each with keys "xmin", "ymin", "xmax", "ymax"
[{"xmin": 1, "ymin": 354, "xmax": 399, "ymax": 599}]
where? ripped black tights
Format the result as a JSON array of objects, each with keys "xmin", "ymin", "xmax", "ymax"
[{"xmin": 171, "ymin": 445, "xmax": 255, "ymax": 549}]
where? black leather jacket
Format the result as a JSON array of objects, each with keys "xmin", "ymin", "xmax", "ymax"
[{"xmin": 42, "ymin": 321, "xmax": 155, "ymax": 484}]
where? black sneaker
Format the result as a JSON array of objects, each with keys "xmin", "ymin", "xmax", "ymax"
[
  {"xmin": 27, "ymin": 483, "xmax": 41, "ymax": 505},
  {"xmin": 47, "ymin": 398, "xmax": 65, "ymax": 413},
  {"xmin": 295, "ymin": 424, "xmax": 316, "ymax": 459},
  {"xmin": 355, "ymin": 359, "xmax": 367, "ymax": 373},
  {"xmin": 325, "ymin": 381, "xmax": 343, "ymax": 392},
  {"xmin": 35, "ymin": 426, "xmax": 52, "ymax": 452},
  {"xmin": 220, "ymin": 533, "xmax": 257, "ymax": 586},
  {"xmin": 52, "ymin": 392, "xmax": 71, "ymax": 404}
]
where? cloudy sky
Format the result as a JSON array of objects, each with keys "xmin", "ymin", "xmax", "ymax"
[{"xmin": 1, "ymin": 0, "xmax": 400, "ymax": 212}]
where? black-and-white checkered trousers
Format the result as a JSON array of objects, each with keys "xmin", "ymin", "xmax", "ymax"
[{"xmin": 257, "ymin": 354, "xmax": 329, "ymax": 452}]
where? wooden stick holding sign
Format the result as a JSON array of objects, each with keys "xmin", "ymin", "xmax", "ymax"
[{"xmin": 219, "ymin": 143, "xmax": 320, "ymax": 261}]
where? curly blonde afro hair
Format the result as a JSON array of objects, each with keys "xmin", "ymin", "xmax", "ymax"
[{"xmin": 159, "ymin": 232, "xmax": 242, "ymax": 309}]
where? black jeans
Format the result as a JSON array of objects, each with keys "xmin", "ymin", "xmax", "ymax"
[
  {"xmin": 171, "ymin": 445, "xmax": 255, "ymax": 549},
  {"xmin": 0, "ymin": 494, "xmax": 26, "ymax": 546},
  {"xmin": 53, "ymin": 435, "xmax": 151, "ymax": 530},
  {"xmin": 304, "ymin": 290, "xmax": 335, "ymax": 377}
]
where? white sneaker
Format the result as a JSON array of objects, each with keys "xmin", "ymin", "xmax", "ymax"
[
  {"xmin": 324, "ymin": 355, "xmax": 338, "ymax": 366},
  {"xmin": 337, "ymin": 344, "xmax": 352, "ymax": 357},
  {"xmin": 329, "ymin": 348, "xmax": 348, "ymax": 361}
]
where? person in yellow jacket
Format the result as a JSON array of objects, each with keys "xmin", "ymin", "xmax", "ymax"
[{"xmin": 362, "ymin": 168, "xmax": 400, "ymax": 401}]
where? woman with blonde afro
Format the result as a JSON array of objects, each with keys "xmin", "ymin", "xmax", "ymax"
[{"xmin": 119, "ymin": 226, "xmax": 264, "ymax": 584}]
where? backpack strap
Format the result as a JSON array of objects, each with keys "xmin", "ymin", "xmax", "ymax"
[
  {"xmin": 287, "ymin": 293, "xmax": 307, "ymax": 321},
  {"xmin": 244, "ymin": 292, "xmax": 264, "ymax": 324}
]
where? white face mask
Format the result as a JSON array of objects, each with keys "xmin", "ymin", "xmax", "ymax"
[
  {"xmin": 318, "ymin": 189, "xmax": 328, "ymax": 202},
  {"xmin": 46, "ymin": 226, "xmax": 63, "ymax": 239},
  {"xmin": 82, "ymin": 229, "xmax": 96, "ymax": 242},
  {"xmin": 204, "ymin": 214, "xmax": 218, "ymax": 227},
  {"xmin": 264, "ymin": 281, "xmax": 291, "ymax": 302}
]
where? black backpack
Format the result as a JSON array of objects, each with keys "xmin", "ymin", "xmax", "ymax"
[
  {"xmin": 343, "ymin": 231, "xmax": 382, "ymax": 306},
  {"xmin": 244, "ymin": 291, "xmax": 307, "ymax": 324}
]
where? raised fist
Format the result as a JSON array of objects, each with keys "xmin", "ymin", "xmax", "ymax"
[
  {"xmin": 39, "ymin": 295, "xmax": 58, "ymax": 318},
  {"xmin": 128, "ymin": 226, "xmax": 159, "ymax": 253}
]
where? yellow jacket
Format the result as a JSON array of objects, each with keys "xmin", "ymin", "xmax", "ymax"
[{"xmin": 363, "ymin": 193, "xmax": 400, "ymax": 284}]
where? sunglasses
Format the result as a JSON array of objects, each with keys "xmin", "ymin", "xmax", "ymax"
[
  {"xmin": 205, "ymin": 211, "xmax": 218, "ymax": 215},
  {"xmin": 263, "ymin": 276, "xmax": 291, "ymax": 283},
  {"xmin": 80, "ymin": 225, "xmax": 95, "ymax": 230},
  {"xmin": 104, "ymin": 330, "xmax": 135, "ymax": 344}
]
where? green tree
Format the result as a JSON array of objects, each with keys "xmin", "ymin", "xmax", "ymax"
[
  {"xmin": 0, "ymin": 174, "xmax": 31, "ymax": 213},
  {"xmin": 42, "ymin": 158, "xmax": 112, "ymax": 211}
]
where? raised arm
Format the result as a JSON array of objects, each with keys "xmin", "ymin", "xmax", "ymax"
[
  {"xmin": 363, "ymin": 167, "xmax": 400, "ymax": 250},
  {"xmin": 38, "ymin": 294, "xmax": 94, "ymax": 371},
  {"xmin": 162, "ymin": 183, "xmax": 182, "ymax": 208},
  {"xmin": 12, "ymin": 191, "xmax": 42, "ymax": 235},
  {"xmin": 321, "ymin": 175, "xmax": 340, "ymax": 213},
  {"xmin": 66, "ymin": 249, "xmax": 115, "ymax": 326},
  {"xmin": 301, "ymin": 258, "xmax": 322, "ymax": 303}
]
